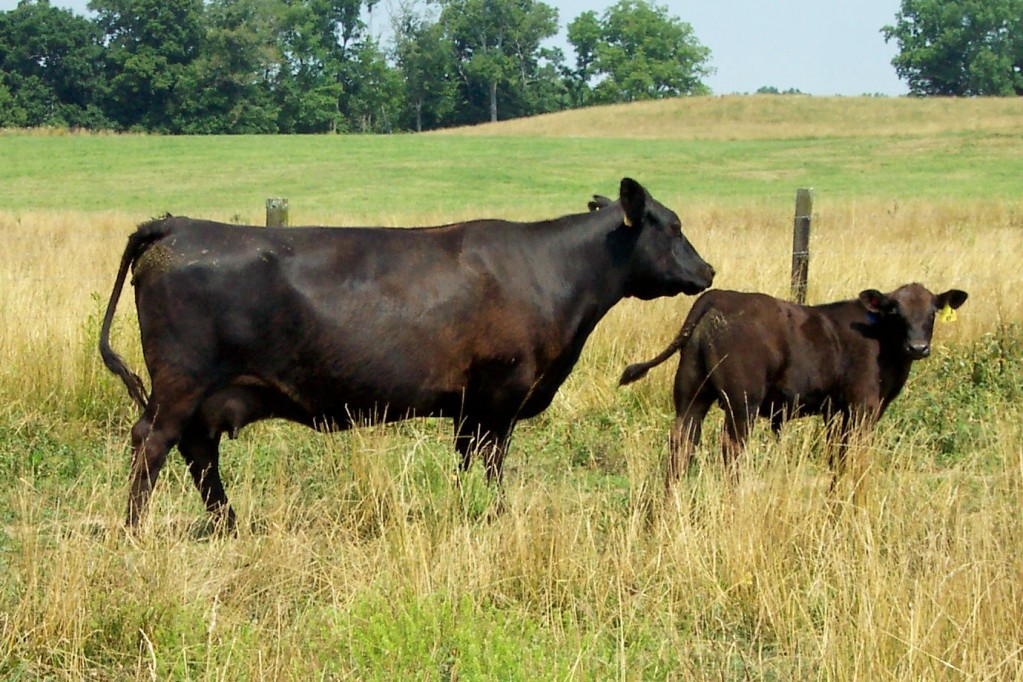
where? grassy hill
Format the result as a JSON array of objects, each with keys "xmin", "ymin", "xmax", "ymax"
[{"xmin": 437, "ymin": 95, "xmax": 1023, "ymax": 140}]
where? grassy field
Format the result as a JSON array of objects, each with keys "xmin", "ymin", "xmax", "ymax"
[
  {"xmin": 4, "ymin": 96, "xmax": 1023, "ymax": 219},
  {"xmin": 2, "ymin": 96, "xmax": 1023, "ymax": 679}
]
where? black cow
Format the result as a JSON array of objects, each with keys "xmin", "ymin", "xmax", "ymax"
[
  {"xmin": 619, "ymin": 284, "xmax": 967, "ymax": 489},
  {"xmin": 100, "ymin": 178, "xmax": 715, "ymax": 527}
]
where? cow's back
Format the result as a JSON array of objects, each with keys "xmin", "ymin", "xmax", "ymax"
[{"xmin": 129, "ymin": 219, "xmax": 491, "ymax": 417}]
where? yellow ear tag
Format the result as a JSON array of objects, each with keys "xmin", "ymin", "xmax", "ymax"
[
  {"xmin": 623, "ymin": 215, "xmax": 633, "ymax": 227},
  {"xmin": 939, "ymin": 303, "xmax": 957, "ymax": 323}
]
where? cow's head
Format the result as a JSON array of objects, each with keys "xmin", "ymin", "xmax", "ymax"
[
  {"xmin": 598, "ymin": 178, "xmax": 715, "ymax": 300},
  {"xmin": 859, "ymin": 283, "xmax": 968, "ymax": 359}
]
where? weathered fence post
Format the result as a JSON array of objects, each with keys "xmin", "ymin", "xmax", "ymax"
[
  {"xmin": 790, "ymin": 188, "xmax": 813, "ymax": 305},
  {"xmin": 266, "ymin": 198, "xmax": 289, "ymax": 228}
]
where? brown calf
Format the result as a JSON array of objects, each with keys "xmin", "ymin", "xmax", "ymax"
[{"xmin": 619, "ymin": 284, "xmax": 968, "ymax": 488}]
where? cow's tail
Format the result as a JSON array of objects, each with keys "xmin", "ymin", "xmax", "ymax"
[
  {"xmin": 99, "ymin": 218, "xmax": 171, "ymax": 411},
  {"xmin": 619, "ymin": 294, "xmax": 714, "ymax": 386}
]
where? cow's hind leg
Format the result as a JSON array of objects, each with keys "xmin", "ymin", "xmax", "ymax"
[
  {"xmin": 178, "ymin": 419, "xmax": 235, "ymax": 532},
  {"xmin": 126, "ymin": 386, "xmax": 205, "ymax": 528}
]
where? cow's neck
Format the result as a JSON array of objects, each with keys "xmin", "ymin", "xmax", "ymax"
[
  {"xmin": 507, "ymin": 212, "xmax": 632, "ymax": 394},
  {"xmin": 497, "ymin": 213, "xmax": 626, "ymax": 417},
  {"xmin": 535, "ymin": 211, "xmax": 631, "ymax": 339}
]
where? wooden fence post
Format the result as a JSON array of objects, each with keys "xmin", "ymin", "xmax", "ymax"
[
  {"xmin": 266, "ymin": 198, "xmax": 289, "ymax": 228},
  {"xmin": 790, "ymin": 188, "xmax": 813, "ymax": 305}
]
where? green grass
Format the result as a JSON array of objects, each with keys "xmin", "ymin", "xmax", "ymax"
[{"xmin": 2, "ymin": 125, "xmax": 1022, "ymax": 222}]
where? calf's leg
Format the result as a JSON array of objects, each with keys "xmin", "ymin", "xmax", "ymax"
[
  {"xmin": 666, "ymin": 361, "xmax": 717, "ymax": 492},
  {"xmin": 828, "ymin": 408, "xmax": 877, "ymax": 501},
  {"xmin": 720, "ymin": 392, "xmax": 761, "ymax": 483},
  {"xmin": 453, "ymin": 415, "xmax": 514, "ymax": 517},
  {"xmin": 454, "ymin": 417, "xmax": 485, "ymax": 474},
  {"xmin": 667, "ymin": 399, "xmax": 712, "ymax": 491}
]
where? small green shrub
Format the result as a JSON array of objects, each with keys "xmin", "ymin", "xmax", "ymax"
[{"xmin": 885, "ymin": 323, "xmax": 1023, "ymax": 467}]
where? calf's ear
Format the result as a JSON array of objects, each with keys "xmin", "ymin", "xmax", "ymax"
[
  {"xmin": 858, "ymin": 289, "xmax": 895, "ymax": 314},
  {"xmin": 619, "ymin": 177, "xmax": 646, "ymax": 228},
  {"xmin": 935, "ymin": 289, "xmax": 968, "ymax": 310}
]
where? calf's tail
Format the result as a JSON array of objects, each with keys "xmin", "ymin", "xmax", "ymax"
[
  {"xmin": 98, "ymin": 218, "xmax": 171, "ymax": 411},
  {"xmin": 619, "ymin": 342, "xmax": 682, "ymax": 386},
  {"xmin": 619, "ymin": 294, "xmax": 714, "ymax": 386}
]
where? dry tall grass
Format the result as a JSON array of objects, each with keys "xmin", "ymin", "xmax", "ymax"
[
  {"xmin": 1, "ymin": 199, "xmax": 1021, "ymax": 679},
  {"xmin": 436, "ymin": 95, "xmax": 1023, "ymax": 141}
]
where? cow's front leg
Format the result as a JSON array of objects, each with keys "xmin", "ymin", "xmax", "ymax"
[
  {"xmin": 454, "ymin": 416, "xmax": 484, "ymax": 474},
  {"xmin": 479, "ymin": 424, "xmax": 512, "ymax": 485},
  {"xmin": 453, "ymin": 416, "xmax": 512, "ymax": 483},
  {"xmin": 452, "ymin": 415, "xmax": 513, "ymax": 517},
  {"xmin": 824, "ymin": 411, "xmax": 850, "ymax": 480}
]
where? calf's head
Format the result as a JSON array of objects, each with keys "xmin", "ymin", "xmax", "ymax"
[
  {"xmin": 859, "ymin": 283, "xmax": 969, "ymax": 359},
  {"xmin": 602, "ymin": 178, "xmax": 715, "ymax": 300}
]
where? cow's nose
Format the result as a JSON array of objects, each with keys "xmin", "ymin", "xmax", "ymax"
[{"xmin": 906, "ymin": 342, "xmax": 930, "ymax": 358}]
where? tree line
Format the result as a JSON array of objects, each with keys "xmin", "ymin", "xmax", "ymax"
[
  {"xmin": 1, "ymin": 0, "xmax": 1020, "ymax": 134},
  {"xmin": 0, "ymin": 0, "xmax": 711, "ymax": 133}
]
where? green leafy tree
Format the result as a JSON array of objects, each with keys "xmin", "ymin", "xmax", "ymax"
[
  {"xmin": 756, "ymin": 86, "xmax": 805, "ymax": 95},
  {"xmin": 392, "ymin": 2, "xmax": 457, "ymax": 131},
  {"xmin": 0, "ymin": 0, "xmax": 110, "ymax": 128},
  {"xmin": 170, "ymin": 0, "xmax": 281, "ymax": 133},
  {"xmin": 563, "ymin": 8, "xmax": 599, "ymax": 106},
  {"xmin": 273, "ymin": 0, "xmax": 387, "ymax": 133},
  {"xmin": 89, "ymin": 0, "xmax": 205, "ymax": 130},
  {"xmin": 439, "ymin": 0, "xmax": 559, "ymax": 124},
  {"xmin": 518, "ymin": 46, "xmax": 569, "ymax": 114},
  {"xmin": 882, "ymin": 0, "xmax": 1023, "ymax": 95},
  {"xmin": 337, "ymin": 37, "xmax": 404, "ymax": 132},
  {"xmin": 265, "ymin": 0, "xmax": 339, "ymax": 132},
  {"xmin": 567, "ymin": 0, "xmax": 711, "ymax": 104},
  {"xmin": 0, "ymin": 79, "xmax": 19, "ymax": 126}
]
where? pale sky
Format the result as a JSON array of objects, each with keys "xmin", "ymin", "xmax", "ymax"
[
  {"xmin": 541, "ymin": 0, "xmax": 908, "ymax": 96},
  {"xmin": 1, "ymin": 0, "xmax": 909, "ymax": 97}
]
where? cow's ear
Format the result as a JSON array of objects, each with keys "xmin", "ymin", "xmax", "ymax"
[
  {"xmin": 588, "ymin": 195, "xmax": 613, "ymax": 212},
  {"xmin": 619, "ymin": 177, "xmax": 646, "ymax": 228},
  {"xmin": 935, "ymin": 289, "xmax": 968, "ymax": 310},
  {"xmin": 858, "ymin": 289, "xmax": 894, "ymax": 314}
]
